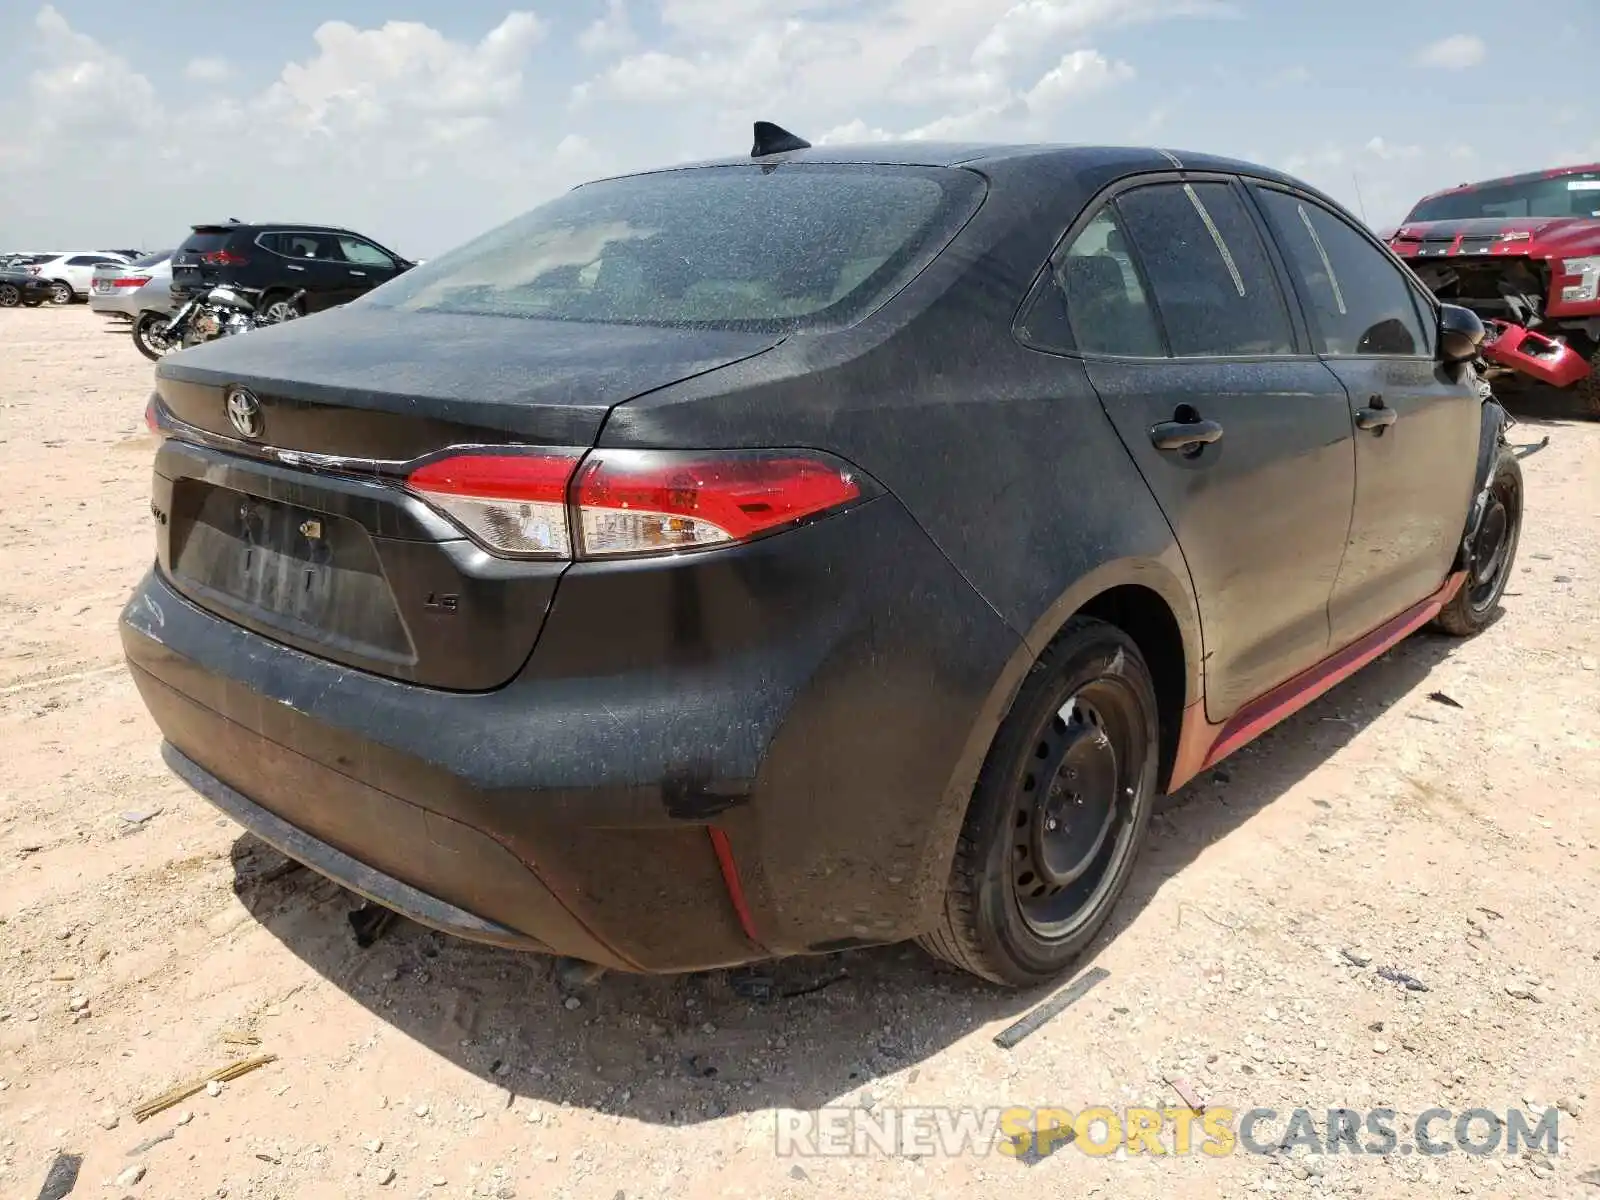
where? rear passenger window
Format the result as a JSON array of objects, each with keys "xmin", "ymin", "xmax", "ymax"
[
  {"xmin": 1116, "ymin": 182, "xmax": 1295, "ymax": 357},
  {"xmin": 1254, "ymin": 188, "xmax": 1429, "ymax": 357},
  {"xmin": 1053, "ymin": 206, "xmax": 1166, "ymax": 357}
]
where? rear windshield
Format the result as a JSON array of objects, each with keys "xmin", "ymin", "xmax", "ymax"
[
  {"xmin": 1407, "ymin": 171, "xmax": 1600, "ymax": 222},
  {"xmin": 178, "ymin": 230, "xmax": 243, "ymax": 254},
  {"xmin": 130, "ymin": 250, "xmax": 172, "ymax": 269},
  {"xmin": 363, "ymin": 164, "xmax": 986, "ymax": 332}
]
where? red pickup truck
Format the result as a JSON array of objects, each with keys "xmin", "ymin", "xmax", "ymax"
[{"xmin": 1388, "ymin": 163, "xmax": 1600, "ymax": 415}]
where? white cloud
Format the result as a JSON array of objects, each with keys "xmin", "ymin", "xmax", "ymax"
[
  {"xmin": 264, "ymin": 13, "xmax": 546, "ymax": 134},
  {"xmin": 1363, "ymin": 136, "xmax": 1421, "ymax": 162},
  {"xmin": 28, "ymin": 4, "xmax": 158, "ymax": 136},
  {"xmin": 1024, "ymin": 48, "xmax": 1134, "ymax": 110},
  {"xmin": 974, "ymin": 0, "xmax": 1235, "ymax": 66},
  {"xmin": 184, "ymin": 56, "xmax": 232, "ymax": 84},
  {"xmin": 579, "ymin": 0, "xmax": 636, "ymax": 55},
  {"xmin": 1415, "ymin": 34, "xmax": 1485, "ymax": 70},
  {"xmin": 816, "ymin": 119, "xmax": 896, "ymax": 144}
]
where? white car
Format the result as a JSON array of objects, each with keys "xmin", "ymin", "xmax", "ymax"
[{"xmin": 27, "ymin": 252, "xmax": 134, "ymax": 304}]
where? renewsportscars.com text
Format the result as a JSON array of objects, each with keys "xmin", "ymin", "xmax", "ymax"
[{"xmin": 774, "ymin": 1105, "xmax": 1560, "ymax": 1160}]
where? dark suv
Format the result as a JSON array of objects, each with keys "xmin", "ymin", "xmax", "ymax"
[{"xmin": 170, "ymin": 221, "xmax": 414, "ymax": 320}]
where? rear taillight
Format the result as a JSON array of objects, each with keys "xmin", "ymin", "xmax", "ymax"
[
  {"xmin": 144, "ymin": 398, "xmax": 165, "ymax": 437},
  {"xmin": 403, "ymin": 448, "xmax": 866, "ymax": 561},
  {"xmin": 199, "ymin": 249, "xmax": 249, "ymax": 266},
  {"xmin": 407, "ymin": 451, "xmax": 579, "ymax": 558},
  {"xmin": 571, "ymin": 450, "xmax": 863, "ymax": 557},
  {"xmin": 111, "ymin": 276, "xmax": 149, "ymax": 288}
]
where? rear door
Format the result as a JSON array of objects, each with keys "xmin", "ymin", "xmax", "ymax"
[
  {"xmin": 1048, "ymin": 177, "xmax": 1357, "ymax": 722},
  {"xmin": 259, "ymin": 230, "xmax": 348, "ymax": 311},
  {"xmin": 1251, "ymin": 186, "xmax": 1479, "ymax": 646},
  {"xmin": 332, "ymin": 234, "xmax": 403, "ymax": 302}
]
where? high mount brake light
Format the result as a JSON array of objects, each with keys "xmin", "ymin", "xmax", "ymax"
[{"xmin": 403, "ymin": 449, "xmax": 866, "ymax": 561}]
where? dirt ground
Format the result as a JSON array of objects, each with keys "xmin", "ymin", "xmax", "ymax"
[{"xmin": 1, "ymin": 304, "xmax": 1597, "ymax": 1200}]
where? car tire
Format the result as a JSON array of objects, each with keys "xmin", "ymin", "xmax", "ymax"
[
  {"xmin": 259, "ymin": 292, "xmax": 304, "ymax": 324},
  {"xmin": 1433, "ymin": 446, "xmax": 1523, "ymax": 638},
  {"xmin": 919, "ymin": 617, "xmax": 1160, "ymax": 987},
  {"xmin": 49, "ymin": 281, "xmax": 74, "ymax": 305},
  {"xmin": 132, "ymin": 311, "xmax": 174, "ymax": 362},
  {"xmin": 0, "ymin": 283, "xmax": 20, "ymax": 308}
]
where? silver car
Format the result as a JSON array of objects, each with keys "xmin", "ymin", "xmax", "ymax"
[{"xmin": 89, "ymin": 252, "xmax": 173, "ymax": 319}]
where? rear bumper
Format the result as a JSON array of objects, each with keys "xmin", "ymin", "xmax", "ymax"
[{"xmin": 121, "ymin": 498, "xmax": 1020, "ymax": 972}]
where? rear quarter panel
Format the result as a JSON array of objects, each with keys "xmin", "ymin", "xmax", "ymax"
[{"xmin": 600, "ymin": 154, "xmax": 1205, "ymax": 920}]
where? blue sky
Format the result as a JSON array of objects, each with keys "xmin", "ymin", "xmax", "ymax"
[{"xmin": 3, "ymin": 1, "xmax": 1597, "ymax": 257}]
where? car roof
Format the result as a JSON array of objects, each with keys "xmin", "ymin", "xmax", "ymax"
[
  {"xmin": 586, "ymin": 141, "xmax": 1313, "ymax": 192},
  {"xmin": 191, "ymin": 222, "xmax": 364, "ymax": 236},
  {"xmin": 1415, "ymin": 161, "xmax": 1600, "ymax": 205}
]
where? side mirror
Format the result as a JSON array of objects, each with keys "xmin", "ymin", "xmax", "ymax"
[{"xmin": 1438, "ymin": 303, "xmax": 1485, "ymax": 364}]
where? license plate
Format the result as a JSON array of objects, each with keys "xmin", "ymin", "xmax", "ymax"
[{"xmin": 170, "ymin": 486, "xmax": 411, "ymax": 658}]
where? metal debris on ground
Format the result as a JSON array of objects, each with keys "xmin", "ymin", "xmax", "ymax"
[
  {"xmin": 553, "ymin": 957, "xmax": 607, "ymax": 989},
  {"xmin": 33, "ymin": 1152, "xmax": 82, "ymax": 1200},
  {"xmin": 1427, "ymin": 691, "xmax": 1464, "ymax": 709},
  {"xmin": 1376, "ymin": 966, "xmax": 1430, "ymax": 992},
  {"xmin": 993, "ymin": 966, "xmax": 1111, "ymax": 1050},
  {"xmin": 1339, "ymin": 949, "xmax": 1372, "ymax": 968},
  {"xmin": 133, "ymin": 1054, "xmax": 279, "ymax": 1122},
  {"xmin": 348, "ymin": 903, "xmax": 397, "ymax": 949},
  {"xmin": 729, "ymin": 970, "xmax": 776, "ymax": 1001},
  {"xmin": 126, "ymin": 1129, "xmax": 176, "ymax": 1156},
  {"xmin": 1166, "ymin": 1076, "xmax": 1207, "ymax": 1113}
]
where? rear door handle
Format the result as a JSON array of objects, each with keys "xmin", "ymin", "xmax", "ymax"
[
  {"xmin": 1356, "ymin": 397, "xmax": 1397, "ymax": 431},
  {"xmin": 1150, "ymin": 419, "xmax": 1224, "ymax": 452},
  {"xmin": 286, "ymin": 264, "xmax": 306, "ymax": 272},
  {"xmin": 349, "ymin": 270, "xmax": 367, "ymax": 277}
]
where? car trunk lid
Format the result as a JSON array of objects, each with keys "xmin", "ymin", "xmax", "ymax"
[{"xmin": 149, "ymin": 307, "xmax": 784, "ymax": 690}]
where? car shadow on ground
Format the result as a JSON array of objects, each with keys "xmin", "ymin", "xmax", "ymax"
[
  {"xmin": 229, "ymin": 626, "xmax": 1468, "ymax": 1127},
  {"xmin": 1497, "ymin": 381, "xmax": 1593, "ymax": 429}
]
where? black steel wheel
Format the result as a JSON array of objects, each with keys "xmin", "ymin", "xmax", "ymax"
[
  {"xmin": 920, "ymin": 617, "xmax": 1160, "ymax": 986},
  {"xmin": 1434, "ymin": 446, "xmax": 1523, "ymax": 637}
]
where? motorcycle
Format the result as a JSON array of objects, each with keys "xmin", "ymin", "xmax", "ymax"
[{"xmin": 134, "ymin": 285, "xmax": 305, "ymax": 362}]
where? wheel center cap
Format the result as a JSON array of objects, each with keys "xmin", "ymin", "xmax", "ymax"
[{"xmin": 1033, "ymin": 725, "xmax": 1120, "ymax": 888}]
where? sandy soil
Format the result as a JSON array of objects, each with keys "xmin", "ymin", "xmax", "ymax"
[{"xmin": 1, "ymin": 304, "xmax": 1597, "ymax": 1200}]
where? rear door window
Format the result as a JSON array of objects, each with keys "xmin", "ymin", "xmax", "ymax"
[
  {"xmin": 1116, "ymin": 182, "xmax": 1296, "ymax": 358},
  {"xmin": 261, "ymin": 231, "xmax": 339, "ymax": 259},
  {"xmin": 1024, "ymin": 205, "xmax": 1166, "ymax": 357},
  {"xmin": 1254, "ymin": 188, "xmax": 1430, "ymax": 357}
]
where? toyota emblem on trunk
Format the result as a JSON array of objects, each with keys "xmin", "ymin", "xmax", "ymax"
[{"xmin": 226, "ymin": 388, "xmax": 262, "ymax": 439}]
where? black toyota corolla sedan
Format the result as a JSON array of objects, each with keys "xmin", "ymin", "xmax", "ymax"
[{"xmin": 122, "ymin": 124, "xmax": 1521, "ymax": 987}]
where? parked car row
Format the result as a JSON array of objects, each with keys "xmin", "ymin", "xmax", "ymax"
[
  {"xmin": 0, "ymin": 250, "xmax": 140, "ymax": 304},
  {"xmin": 61, "ymin": 219, "xmax": 416, "ymax": 358}
]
